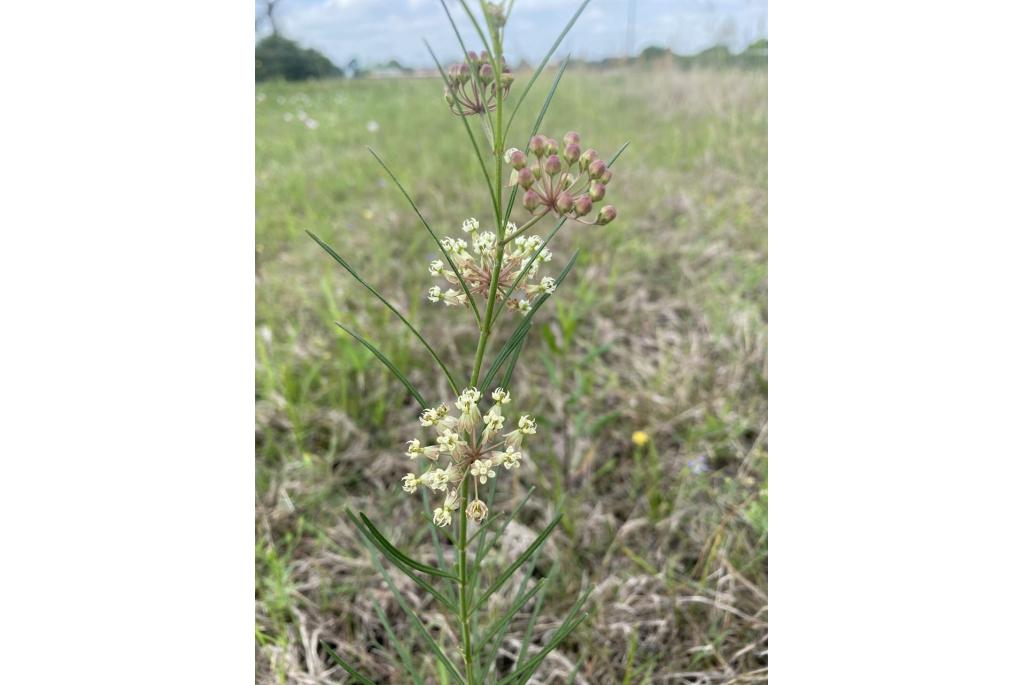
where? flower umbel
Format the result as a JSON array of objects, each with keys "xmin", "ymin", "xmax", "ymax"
[{"xmin": 401, "ymin": 388, "xmax": 536, "ymax": 525}]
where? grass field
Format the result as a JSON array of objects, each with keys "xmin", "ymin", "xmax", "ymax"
[{"xmin": 256, "ymin": 66, "xmax": 767, "ymax": 684}]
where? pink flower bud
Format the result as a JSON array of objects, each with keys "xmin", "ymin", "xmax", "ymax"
[
  {"xmin": 531, "ymin": 161, "xmax": 543, "ymax": 179},
  {"xmin": 555, "ymin": 191, "xmax": 574, "ymax": 214},
  {"xmin": 508, "ymin": 149, "xmax": 527, "ymax": 169},
  {"xmin": 544, "ymin": 155, "xmax": 562, "ymax": 175},
  {"xmin": 528, "ymin": 135, "xmax": 546, "ymax": 157},
  {"xmin": 563, "ymin": 131, "xmax": 581, "ymax": 148},
  {"xmin": 564, "ymin": 143, "xmax": 581, "ymax": 164},
  {"xmin": 479, "ymin": 62, "xmax": 494, "ymax": 84},
  {"xmin": 579, "ymin": 148, "xmax": 598, "ymax": 168},
  {"xmin": 544, "ymin": 137, "xmax": 559, "ymax": 156},
  {"xmin": 517, "ymin": 167, "xmax": 534, "ymax": 189},
  {"xmin": 588, "ymin": 159, "xmax": 606, "ymax": 178},
  {"xmin": 467, "ymin": 51, "xmax": 479, "ymax": 63},
  {"xmin": 600, "ymin": 169, "xmax": 612, "ymax": 184},
  {"xmin": 574, "ymin": 195, "xmax": 593, "ymax": 216},
  {"xmin": 596, "ymin": 205, "xmax": 617, "ymax": 225},
  {"xmin": 523, "ymin": 189, "xmax": 541, "ymax": 211},
  {"xmin": 589, "ymin": 182, "xmax": 606, "ymax": 201}
]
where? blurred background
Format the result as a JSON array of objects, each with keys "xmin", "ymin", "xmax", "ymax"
[{"xmin": 255, "ymin": 1, "xmax": 767, "ymax": 683}]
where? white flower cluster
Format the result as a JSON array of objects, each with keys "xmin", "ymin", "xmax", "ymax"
[
  {"xmin": 402, "ymin": 386, "xmax": 535, "ymax": 526},
  {"xmin": 425, "ymin": 217, "xmax": 556, "ymax": 315}
]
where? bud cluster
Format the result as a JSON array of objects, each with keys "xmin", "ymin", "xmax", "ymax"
[
  {"xmin": 506, "ymin": 132, "xmax": 618, "ymax": 226},
  {"xmin": 402, "ymin": 387, "xmax": 534, "ymax": 526},
  {"xmin": 427, "ymin": 217, "xmax": 557, "ymax": 315},
  {"xmin": 443, "ymin": 51, "xmax": 514, "ymax": 116}
]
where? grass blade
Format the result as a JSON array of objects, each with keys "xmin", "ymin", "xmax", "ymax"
[
  {"xmin": 335, "ymin": 322, "xmax": 426, "ymax": 409},
  {"xmin": 503, "ymin": 0, "xmax": 594, "ymax": 137},
  {"xmin": 474, "ymin": 511, "xmax": 562, "ymax": 611},
  {"xmin": 309, "ymin": 230, "xmax": 460, "ymax": 394},
  {"xmin": 370, "ymin": 598, "xmax": 425, "ymax": 685},
  {"xmin": 420, "ymin": 488, "xmax": 457, "ymax": 602},
  {"xmin": 500, "ymin": 587, "xmax": 593, "ymax": 685},
  {"xmin": 423, "ymin": 39, "xmax": 496, "ymax": 208},
  {"xmin": 350, "ymin": 517, "xmax": 467, "ymax": 685},
  {"xmin": 480, "ymin": 321, "xmax": 530, "ymax": 391},
  {"xmin": 367, "ymin": 146, "xmax": 482, "ymax": 324},
  {"xmin": 499, "ymin": 323, "xmax": 527, "ymax": 390},
  {"xmin": 470, "ymin": 487, "xmax": 536, "ymax": 598},
  {"xmin": 321, "ymin": 641, "xmax": 377, "ymax": 685},
  {"xmin": 484, "ymin": 554, "xmax": 545, "ymax": 682},
  {"xmin": 356, "ymin": 511, "xmax": 460, "ymax": 581},
  {"xmin": 510, "ymin": 560, "xmax": 549, "ymax": 673},
  {"xmin": 481, "ymin": 577, "xmax": 546, "ymax": 647},
  {"xmin": 490, "ymin": 246, "xmax": 579, "ymax": 345}
]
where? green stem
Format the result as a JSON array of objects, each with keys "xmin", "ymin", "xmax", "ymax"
[
  {"xmin": 458, "ymin": 477, "xmax": 474, "ymax": 685},
  {"xmin": 500, "ymin": 209, "xmax": 549, "ymax": 245}
]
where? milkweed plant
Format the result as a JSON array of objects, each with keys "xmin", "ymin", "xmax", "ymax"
[{"xmin": 307, "ymin": 1, "xmax": 626, "ymax": 682}]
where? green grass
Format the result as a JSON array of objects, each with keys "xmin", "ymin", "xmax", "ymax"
[{"xmin": 256, "ymin": 66, "xmax": 767, "ymax": 684}]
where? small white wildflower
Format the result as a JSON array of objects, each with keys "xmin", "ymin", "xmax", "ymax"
[
  {"xmin": 505, "ymin": 415, "xmax": 537, "ymax": 449},
  {"xmin": 444, "ymin": 489, "xmax": 460, "ymax": 511},
  {"xmin": 456, "ymin": 387, "xmax": 481, "ymax": 410},
  {"xmin": 539, "ymin": 247, "xmax": 552, "ymax": 262},
  {"xmin": 402, "ymin": 473, "xmax": 420, "ymax": 493},
  {"xmin": 516, "ymin": 298, "xmax": 532, "ymax": 315},
  {"xmin": 518, "ymin": 415, "xmax": 537, "ymax": 434},
  {"xmin": 540, "ymin": 276, "xmax": 556, "ymax": 294},
  {"xmin": 442, "ymin": 288, "xmax": 467, "ymax": 306},
  {"xmin": 406, "ymin": 439, "xmax": 424, "ymax": 459},
  {"xmin": 473, "ymin": 231, "xmax": 497, "ymax": 255},
  {"xmin": 423, "ymin": 468, "xmax": 450, "ymax": 492},
  {"xmin": 433, "ymin": 506, "xmax": 452, "ymax": 527},
  {"xmin": 500, "ymin": 447, "xmax": 522, "ymax": 470},
  {"xmin": 492, "ymin": 387, "xmax": 511, "ymax": 404},
  {"xmin": 467, "ymin": 498, "xmax": 488, "ymax": 523},
  {"xmin": 503, "ymin": 148, "xmax": 520, "ymax": 164},
  {"xmin": 422, "ymin": 444, "xmax": 442, "ymax": 461},
  {"xmin": 428, "ymin": 285, "xmax": 441, "ymax": 303},
  {"xmin": 470, "ymin": 458, "xmax": 497, "ymax": 485},
  {"xmin": 482, "ymin": 405, "xmax": 505, "ymax": 442},
  {"xmin": 462, "ymin": 217, "xmax": 480, "ymax": 233},
  {"xmin": 437, "ymin": 429, "xmax": 460, "ymax": 453},
  {"xmin": 429, "ymin": 259, "xmax": 444, "ymax": 276},
  {"xmin": 505, "ymin": 221, "xmax": 518, "ymax": 234},
  {"xmin": 420, "ymin": 404, "xmax": 449, "ymax": 427}
]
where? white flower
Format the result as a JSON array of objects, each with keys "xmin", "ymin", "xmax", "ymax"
[
  {"xmin": 500, "ymin": 447, "xmax": 522, "ymax": 470},
  {"xmin": 433, "ymin": 506, "xmax": 452, "ymax": 527},
  {"xmin": 473, "ymin": 231, "xmax": 497, "ymax": 255},
  {"xmin": 402, "ymin": 473, "xmax": 419, "ymax": 493},
  {"xmin": 429, "ymin": 259, "xmax": 444, "ymax": 276},
  {"xmin": 456, "ymin": 387, "xmax": 481, "ymax": 411},
  {"xmin": 420, "ymin": 404, "xmax": 449, "ymax": 427},
  {"xmin": 423, "ymin": 468, "xmax": 450, "ymax": 492},
  {"xmin": 406, "ymin": 439, "xmax": 424, "ymax": 459},
  {"xmin": 492, "ymin": 387, "xmax": 511, "ymax": 404},
  {"xmin": 422, "ymin": 444, "xmax": 441, "ymax": 461},
  {"xmin": 462, "ymin": 217, "xmax": 480, "ymax": 233},
  {"xmin": 540, "ymin": 276, "xmax": 556, "ymax": 294},
  {"xmin": 518, "ymin": 415, "xmax": 537, "ymax": 434},
  {"xmin": 428, "ymin": 285, "xmax": 441, "ymax": 302},
  {"xmin": 437, "ymin": 429, "xmax": 460, "ymax": 453},
  {"xmin": 470, "ymin": 458, "xmax": 497, "ymax": 485},
  {"xmin": 505, "ymin": 221, "xmax": 517, "ymax": 234},
  {"xmin": 467, "ymin": 498, "xmax": 488, "ymax": 523},
  {"xmin": 516, "ymin": 298, "xmax": 532, "ymax": 314},
  {"xmin": 503, "ymin": 148, "xmax": 520, "ymax": 164},
  {"xmin": 539, "ymin": 247, "xmax": 552, "ymax": 262},
  {"xmin": 442, "ymin": 289, "xmax": 467, "ymax": 307},
  {"xmin": 482, "ymin": 405, "xmax": 505, "ymax": 442},
  {"xmin": 444, "ymin": 489, "xmax": 460, "ymax": 511}
]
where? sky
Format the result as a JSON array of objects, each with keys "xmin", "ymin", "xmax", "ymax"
[{"xmin": 255, "ymin": 0, "xmax": 768, "ymax": 69}]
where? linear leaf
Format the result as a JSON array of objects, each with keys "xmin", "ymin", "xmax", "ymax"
[
  {"xmin": 480, "ymin": 321, "xmax": 530, "ymax": 391},
  {"xmin": 321, "ymin": 641, "xmax": 377, "ymax": 685},
  {"xmin": 309, "ymin": 231, "xmax": 459, "ymax": 394},
  {"xmin": 346, "ymin": 512, "xmax": 458, "ymax": 612},
  {"xmin": 510, "ymin": 559, "xmax": 549, "ymax": 673},
  {"xmin": 335, "ymin": 322, "xmax": 426, "ymax": 409},
  {"xmin": 490, "ymin": 246, "xmax": 579, "ymax": 344},
  {"xmin": 357, "ymin": 511, "xmax": 461, "ymax": 581},
  {"xmin": 499, "ymin": 330, "xmax": 526, "ymax": 391},
  {"xmin": 471, "ymin": 487, "xmax": 536, "ymax": 597},
  {"xmin": 474, "ymin": 512, "xmax": 562, "ymax": 611},
  {"xmin": 367, "ymin": 147, "xmax": 481, "ymax": 324},
  {"xmin": 423, "ymin": 39, "xmax": 496, "ymax": 207},
  {"xmin": 420, "ymin": 488, "xmax": 458, "ymax": 602},
  {"xmin": 350, "ymin": 517, "xmax": 467, "ymax": 685},
  {"xmin": 501, "ymin": 587, "xmax": 592, "ymax": 685},
  {"xmin": 370, "ymin": 598, "xmax": 425, "ymax": 685},
  {"xmin": 503, "ymin": 0, "xmax": 594, "ymax": 137},
  {"xmin": 481, "ymin": 578, "xmax": 546, "ymax": 647}
]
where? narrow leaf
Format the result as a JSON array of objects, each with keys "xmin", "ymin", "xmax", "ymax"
[
  {"xmin": 471, "ymin": 487, "xmax": 536, "ymax": 596},
  {"xmin": 309, "ymin": 231, "xmax": 459, "ymax": 394},
  {"xmin": 474, "ymin": 512, "xmax": 563, "ymax": 610},
  {"xmin": 481, "ymin": 578, "xmax": 547, "ymax": 647},
  {"xmin": 501, "ymin": 587, "xmax": 592, "ymax": 685},
  {"xmin": 485, "ymin": 553, "xmax": 545, "ymax": 682},
  {"xmin": 367, "ymin": 147, "xmax": 481, "ymax": 323},
  {"xmin": 511, "ymin": 560, "xmax": 549, "ymax": 673},
  {"xmin": 480, "ymin": 322, "xmax": 530, "ymax": 391},
  {"xmin": 420, "ymin": 488, "xmax": 457, "ymax": 602},
  {"xmin": 490, "ymin": 246, "xmax": 579, "ymax": 341},
  {"xmin": 503, "ymin": 0, "xmax": 594, "ymax": 137},
  {"xmin": 370, "ymin": 598, "xmax": 425, "ymax": 685},
  {"xmin": 499, "ymin": 324, "xmax": 527, "ymax": 391},
  {"xmin": 321, "ymin": 641, "xmax": 377, "ymax": 685},
  {"xmin": 424, "ymin": 39, "xmax": 496, "ymax": 207},
  {"xmin": 357, "ymin": 511, "xmax": 461, "ymax": 581},
  {"xmin": 350, "ymin": 518, "xmax": 467, "ymax": 685},
  {"xmin": 335, "ymin": 322, "xmax": 426, "ymax": 408}
]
